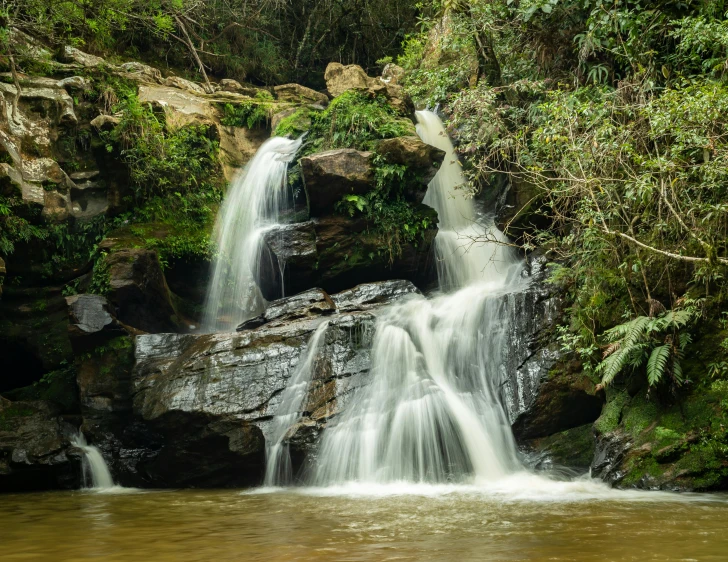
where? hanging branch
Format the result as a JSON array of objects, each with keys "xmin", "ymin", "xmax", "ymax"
[{"xmin": 173, "ymin": 14, "xmax": 213, "ymax": 93}]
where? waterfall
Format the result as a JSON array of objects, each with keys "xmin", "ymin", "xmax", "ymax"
[
  {"xmin": 72, "ymin": 433, "xmax": 115, "ymax": 490},
  {"xmin": 203, "ymin": 136, "xmax": 303, "ymax": 332},
  {"xmin": 264, "ymin": 321, "xmax": 330, "ymax": 486},
  {"xmin": 308, "ymin": 111, "xmax": 529, "ymax": 485}
]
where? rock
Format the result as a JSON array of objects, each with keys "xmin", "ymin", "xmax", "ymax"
[
  {"xmin": 524, "ymin": 424, "xmax": 596, "ymax": 471},
  {"xmin": 377, "ymin": 135, "xmax": 445, "ymax": 200},
  {"xmin": 332, "ymin": 279, "xmax": 420, "ymax": 312},
  {"xmin": 60, "ymin": 45, "xmax": 106, "ymax": 68},
  {"xmin": 218, "ymin": 125, "xmax": 269, "ymax": 182},
  {"xmin": 90, "ymin": 114, "xmax": 120, "ymax": 131},
  {"xmin": 301, "ymin": 149, "xmax": 374, "ymax": 214},
  {"xmin": 238, "ymin": 288, "xmax": 336, "ymax": 331},
  {"xmin": 219, "ymin": 79, "xmax": 245, "ymax": 93},
  {"xmin": 65, "ymin": 294, "xmax": 129, "ymax": 353},
  {"xmin": 511, "ymin": 365, "xmax": 605, "ymax": 440},
  {"xmin": 138, "ymin": 85, "xmax": 216, "ymax": 128},
  {"xmin": 324, "ymin": 62, "xmax": 413, "ymax": 114},
  {"xmin": 58, "ymin": 76, "xmax": 91, "ymax": 91},
  {"xmin": 324, "ymin": 63, "xmax": 374, "ymax": 97},
  {"xmin": 0, "ymin": 81, "xmax": 77, "ymax": 124},
  {"xmin": 163, "ymin": 76, "xmax": 205, "ymax": 94},
  {"xmin": 274, "ymin": 83, "xmax": 328, "ymax": 105},
  {"xmin": 80, "ymin": 279, "xmax": 420, "ymax": 487},
  {"xmin": 381, "ymin": 63, "xmax": 405, "ymax": 85},
  {"xmin": 105, "ymin": 249, "xmax": 178, "ymax": 333},
  {"xmin": 262, "ymin": 221, "xmax": 318, "ymax": 295},
  {"xmin": 118, "ymin": 62, "xmax": 163, "ymax": 84},
  {"xmin": 313, "ymin": 213, "xmax": 437, "ymax": 293},
  {"xmin": 0, "ymin": 399, "xmax": 79, "ymax": 491}
]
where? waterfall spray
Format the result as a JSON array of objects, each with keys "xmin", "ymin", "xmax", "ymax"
[
  {"xmin": 203, "ymin": 136, "xmax": 302, "ymax": 332},
  {"xmin": 72, "ymin": 433, "xmax": 115, "ymax": 490}
]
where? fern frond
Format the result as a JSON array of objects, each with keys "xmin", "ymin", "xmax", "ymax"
[
  {"xmin": 678, "ymin": 332, "xmax": 692, "ymax": 350},
  {"xmin": 672, "ymin": 359, "xmax": 684, "ymax": 384},
  {"xmin": 603, "ymin": 341, "xmax": 621, "ymax": 358},
  {"xmin": 647, "ymin": 344, "xmax": 670, "ymax": 386},
  {"xmin": 600, "ymin": 348, "xmax": 629, "ymax": 386}
]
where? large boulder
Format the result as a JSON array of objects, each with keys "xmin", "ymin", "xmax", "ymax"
[
  {"xmin": 301, "ymin": 149, "xmax": 374, "ymax": 214},
  {"xmin": 324, "ymin": 63, "xmax": 374, "ymax": 97},
  {"xmin": 104, "ymin": 248, "xmax": 178, "ymax": 333}
]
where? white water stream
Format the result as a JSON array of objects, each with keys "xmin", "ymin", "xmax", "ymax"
[
  {"xmin": 203, "ymin": 136, "xmax": 303, "ymax": 332},
  {"xmin": 72, "ymin": 433, "xmax": 115, "ymax": 490},
  {"xmin": 310, "ymin": 111, "xmax": 528, "ymax": 485}
]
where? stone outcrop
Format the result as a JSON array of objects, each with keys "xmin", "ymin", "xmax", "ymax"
[
  {"xmin": 300, "ymin": 149, "xmax": 374, "ymax": 214},
  {"xmin": 65, "ymin": 294, "xmax": 130, "ymax": 353},
  {"xmin": 377, "ymin": 136, "xmax": 445, "ymax": 201},
  {"xmin": 274, "ymin": 84, "xmax": 329, "ymax": 105}
]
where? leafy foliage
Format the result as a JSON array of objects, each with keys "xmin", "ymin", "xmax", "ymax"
[
  {"xmin": 599, "ymin": 309, "xmax": 696, "ymax": 388},
  {"xmin": 304, "ymin": 91, "xmax": 413, "ymax": 154}
]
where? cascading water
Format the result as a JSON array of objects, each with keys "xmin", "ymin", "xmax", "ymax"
[
  {"xmin": 264, "ymin": 321, "xmax": 330, "ymax": 486},
  {"xmin": 308, "ymin": 111, "xmax": 528, "ymax": 485},
  {"xmin": 72, "ymin": 433, "xmax": 115, "ymax": 490},
  {"xmin": 203, "ymin": 136, "xmax": 303, "ymax": 332}
]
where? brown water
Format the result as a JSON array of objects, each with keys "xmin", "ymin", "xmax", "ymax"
[{"xmin": 2, "ymin": 484, "xmax": 728, "ymax": 562}]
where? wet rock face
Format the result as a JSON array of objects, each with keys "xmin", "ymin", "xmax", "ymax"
[
  {"xmin": 511, "ymin": 366, "xmax": 604, "ymax": 440},
  {"xmin": 84, "ymin": 281, "xmax": 414, "ymax": 487},
  {"xmin": 262, "ymin": 216, "xmax": 438, "ymax": 297},
  {"xmin": 499, "ymin": 257, "xmax": 563, "ymax": 425},
  {"xmin": 0, "ymin": 398, "xmax": 80, "ymax": 492}
]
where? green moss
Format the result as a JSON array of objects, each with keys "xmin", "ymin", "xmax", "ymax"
[
  {"xmin": 274, "ymin": 107, "xmax": 315, "ymax": 137},
  {"xmin": 534, "ymin": 424, "xmax": 595, "ymax": 468},
  {"xmin": 622, "ymin": 394, "xmax": 660, "ymax": 438},
  {"xmin": 594, "ymin": 390, "xmax": 628, "ymax": 434}
]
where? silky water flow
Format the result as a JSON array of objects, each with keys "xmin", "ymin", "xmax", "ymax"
[
  {"xmin": 203, "ymin": 136, "xmax": 303, "ymax": 332},
  {"xmin": 260, "ymin": 111, "xmax": 540, "ymax": 487}
]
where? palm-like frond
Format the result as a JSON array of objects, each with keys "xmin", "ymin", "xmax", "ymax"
[{"xmin": 646, "ymin": 344, "xmax": 670, "ymax": 386}]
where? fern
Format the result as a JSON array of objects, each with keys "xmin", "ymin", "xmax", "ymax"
[
  {"xmin": 597, "ymin": 308, "xmax": 697, "ymax": 388},
  {"xmin": 646, "ymin": 344, "xmax": 671, "ymax": 386}
]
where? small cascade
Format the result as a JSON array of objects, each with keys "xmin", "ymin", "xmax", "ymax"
[
  {"xmin": 72, "ymin": 433, "xmax": 115, "ymax": 490},
  {"xmin": 417, "ymin": 110, "xmax": 521, "ymax": 289},
  {"xmin": 203, "ymin": 136, "xmax": 303, "ymax": 332},
  {"xmin": 308, "ymin": 111, "xmax": 530, "ymax": 485},
  {"xmin": 264, "ymin": 321, "xmax": 329, "ymax": 486}
]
